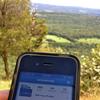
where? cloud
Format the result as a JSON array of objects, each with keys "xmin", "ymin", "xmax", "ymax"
[{"xmin": 31, "ymin": 0, "xmax": 100, "ymax": 9}]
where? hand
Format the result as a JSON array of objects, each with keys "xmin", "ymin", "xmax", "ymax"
[{"xmin": 0, "ymin": 90, "xmax": 9, "ymax": 100}]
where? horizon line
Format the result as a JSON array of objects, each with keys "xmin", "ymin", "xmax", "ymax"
[{"xmin": 32, "ymin": 2, "xmax": 100, "ymax": 10}]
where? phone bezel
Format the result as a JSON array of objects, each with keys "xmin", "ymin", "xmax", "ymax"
[{"xmin": 8, "ymin": 52, "xmax": 80, "ymax": 100}]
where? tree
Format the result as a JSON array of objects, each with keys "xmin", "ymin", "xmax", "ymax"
[
  {"xmin": 31, "ymin": 18, "xmax": 48, "ymax": 49},
  {"xmin": 0, "ymin": 0, "xmax": 47, "ymax": 78}
]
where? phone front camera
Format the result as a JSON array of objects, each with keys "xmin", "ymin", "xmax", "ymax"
[{"xmin": 35, "ymin": 63, "xmax": 39, "ymax": 66}]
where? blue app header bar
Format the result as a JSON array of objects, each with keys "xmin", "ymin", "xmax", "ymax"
[{"xmin": 19, "ymin": 72, "xmax": 74, "ymax": 86}]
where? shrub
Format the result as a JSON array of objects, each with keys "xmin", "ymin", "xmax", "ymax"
[{"xmin": 80, "ymin": 45, "xmax": 100, "ymax": 94}]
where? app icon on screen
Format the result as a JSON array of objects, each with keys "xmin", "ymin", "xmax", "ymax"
[{"xmin": 19, "ymin": 84, "xmax": 32, "ymax": 97}]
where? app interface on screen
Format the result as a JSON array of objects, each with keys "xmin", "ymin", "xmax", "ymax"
[{"xmin": 15, "ymin": 72, "xmax": 74, "ymax": 100}]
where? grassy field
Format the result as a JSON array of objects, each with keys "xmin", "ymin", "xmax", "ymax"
[
  {"xmin": 45, "ymin": 34, "xmax": 99, "ymax": 56},
  {"xmin": 77, "ymin": 38, "xmax": 100, "ymax": 44},
  {"xmin": 45, "ymin": 35, "xmax": 71, "ymax": 43},
  {"xmin": 46, "ymin": 34, "xmax": 100, "ymax": 44}
]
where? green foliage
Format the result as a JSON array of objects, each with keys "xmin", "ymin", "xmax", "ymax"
[
  {"xmin": 0, "ymin": 0, "xmax": 33, "ymax": 78},
  {"xmin": 81, "ymin": 45, "xmax": 100, "ymax": 94},
  {"xmin": 0, "ymin": 0, "xmax": 48, "ymax": 78},
  {"xmin": 0, "ymin": 0, "xmax": 32, "ymax": 54},
  {"xmin": 31, "ymin": 18, "xmax": 48, "ymax": 49},
  {"xmin": 39, "ymin": 12, "xmax": 100, "ymax": 39}
]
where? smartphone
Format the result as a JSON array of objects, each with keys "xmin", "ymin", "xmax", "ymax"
[{"xmin": 8, "ymin": 52, "xmax": 80, "ymax": 100}]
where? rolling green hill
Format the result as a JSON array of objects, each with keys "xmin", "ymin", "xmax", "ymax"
[
  {"xmin": 39, "ymin": 12, "xmax": 100, "ymax": 39},
  {"xmin": 38, "ymin": 12, "xmax": 100, "ymax": 55}
]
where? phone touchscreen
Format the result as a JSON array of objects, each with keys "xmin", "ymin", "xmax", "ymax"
[{"xmin": 15, "ymin": 72, "xmax": 74, "ymax": 100}]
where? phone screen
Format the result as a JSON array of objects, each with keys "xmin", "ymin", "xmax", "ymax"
[{"xmin": 15, "ymin": 72, "xmax": 74, "ymax": 100}]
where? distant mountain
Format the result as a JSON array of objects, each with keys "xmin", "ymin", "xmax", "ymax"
[{"xmin": 32, "ymin": 3, "xmax": 100, "ymax": 15}]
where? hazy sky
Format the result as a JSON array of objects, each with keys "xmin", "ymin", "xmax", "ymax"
[{"xmin": 31, "ymin": 0, "xmax": 100, "ymax": 9}]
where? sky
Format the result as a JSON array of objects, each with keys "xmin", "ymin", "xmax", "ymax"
[{"xmin": 31, "ymin": 0, "xmax": 100, "ymax": 9}]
